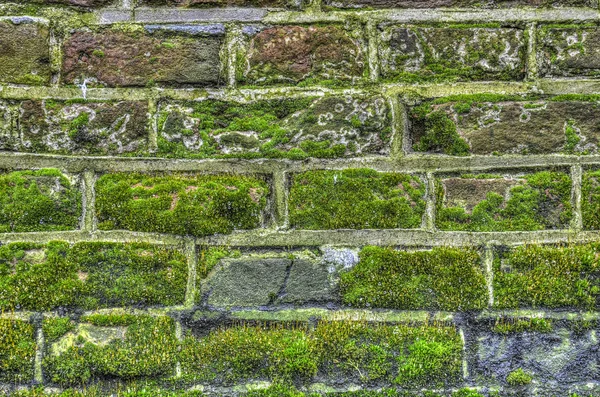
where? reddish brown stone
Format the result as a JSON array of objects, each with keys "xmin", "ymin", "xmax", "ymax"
[{"xmin": 62, "ymin": 30, "xmax": 224, "ymax": 87}]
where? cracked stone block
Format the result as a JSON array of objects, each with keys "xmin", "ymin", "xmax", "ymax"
[
  {"xmin": 62, "ymin": 27, "xmax": 224, "ymax": 87},
  {"xmin": 4, "ymin": 100, "xmax": 149, "ymax": 156},
  {"xmin": 156, "ymin": 94, "xmax": 392, "ymax": 158},
  {"xmin": 411, "ymin": 98, "xmax": 600, "ymax": 155},
  {"xmin": 239, "ymin": 25, "xmax": 365, "ymax": 86},
  {"xmin": 0, "ymin": 19, "xmax": 51, "ymax": 85},
  {"xmin": 539, "ymin": 26, "xmax": 600, "ymax": 78},
  {"xmin": 379, "ymin": 26, "xmax": 526, "ymax": 82},
  {"xmin": 277, "ymin": 259, "xmax": 332, "ymax": 304},
  {"xmin": 204, "ymin": 258, "xmax": 290, "ymax": 308}
]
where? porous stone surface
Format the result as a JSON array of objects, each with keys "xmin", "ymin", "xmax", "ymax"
[
  {"xmin": 325, "ymin": 0, "xmax": 594, "ymax": 8},
  {"xmin": 539, "ymin": 26, "xmax": 600, "ymax": 78},
  {"xmin": 0, "ymin": 20, "xmax": 51, "ymax": 85}
]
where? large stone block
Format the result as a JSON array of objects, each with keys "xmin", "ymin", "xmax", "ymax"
[
  {"xmin": 324, "ymin": 0, "xmax": 594, "ymax": 8},
  {"xmin": 62, "ymin": 26, "xmax": 224, "ymax": 87},
  {"xmin": 379, "ymin": 25, "xmax": 526, "ymax": 82},
  {"xmin": 539, "ymin": 26, "xmax": 600, "ymax": 78}
]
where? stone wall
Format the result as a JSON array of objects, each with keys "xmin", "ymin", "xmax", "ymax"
[{"xmin": 0, "ymin": 0, "xmax": 599, "ymax": 396}]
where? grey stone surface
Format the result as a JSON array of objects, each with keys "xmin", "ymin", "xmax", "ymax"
[{"xmin": 278, "ymin": 259, "xmax": 332, "ymax": 304}]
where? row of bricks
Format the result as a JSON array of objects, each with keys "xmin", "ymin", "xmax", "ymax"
[
  {"xmin": 0, "ymin": 167, "xmax": 597, "ymax": 234},
  {"xmin": 3, "ymin": 19, "xmax": 600, "ymax": 87},
  {"xmin": 3, "ymin": 94, "xmax": 600, "ymax": 158}
]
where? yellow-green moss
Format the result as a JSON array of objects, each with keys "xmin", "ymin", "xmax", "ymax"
[
  {"xmin": 493, "ymin": 244, "xmax": 600, "ymax": 309},
  {"xmin": 43, "ymin": 315, "xmax": 178, "ymax": 386},
  {"xmin": 492, "ymin": 318, "xmax": 553, "ymax": 334},
  {"xmin": 506, "ymin": 368, "xmax": 533, "ymax": 386},
  {"xmin": 0, "ymin": 169, "xmax": 81, "ymax": 232},
  {"xmin": 340, "ymin": 246, "xmax": 488, "ymax": 311},
  {"xmin": 0, "ymin": 319, "xmax": 36, "ymax": 382},
  {"xmin": 289, "ymin": 169, "xmax": 426, "ymax": 230},
  {"xmin": 581, "ymin": 170, "xmax": 600, "ymax": 229},
  {"xmin": 95, "ymin": 173, "xmax": 268, "ymax": 236}
]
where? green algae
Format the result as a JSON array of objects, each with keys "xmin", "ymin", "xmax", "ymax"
[
  {"xmin": 95, "ymin": 173, "xmax": 268, "ymax": 236},
  {"xmin": 581, "ymin": 170, "xmax": 600, "ymax": 230},
  {"xmin": 506, "ymin": 368, "xmax": 533, "ymax": 386},
  {"xmin": 289, "ymin": 169, "xmax": 426, "ymax": 230},
  {"xmin": 0, "ymin": 169, "xmax": 81, "ymax": 232},
  {"xmin": 492, "ymin": 318, "xmax": 553, "ymax": 334},
  {"xmin": 340, "ymin": 246, "xmax": 488, "ymax": 311},
  {"xmin": 0, "ymin": 318, "xmax": 36, "ymax": 382}
]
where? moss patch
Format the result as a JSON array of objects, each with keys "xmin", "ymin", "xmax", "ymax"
[
  {"xmin": 0, "ymin": 241, "xmax": 188, "ymax": 311},
  {"xmin": 581, "ymin": 170, "xmax": 600, "ymax": 229},
  {"xmin": 506, "ymin": 368, "xmax": 533, "ymax": 386},
  {"xmin": 44, "ymin": 315, "xmax": 178, "ymax": 386},
  {"xmin": 0, "ymin": 169, "xmax": 81, "ymax": 232},
  {"xmin": 289, "ymin": 169, "xmax": 426, "ymax": 230},
  {"xmin": 436, "ymin": 171, "xmax": 573, "ymax": 231},
  {"xmin": 95, "ymin": 173, "xmax": 268, "ymax": 236},
  {"xmin": 493, "ymin": 318, "xmax": 553, "ymax": 334},
  {"xmin": 493, "ymin": 244, "xmax": 600, "ymax": 309},
  {"xmin": 340, "ymin": 246, "xmax": 488, "ymax": 311},
  {"xmin": 410, "ymin": 105, "xmax": 469, "ymax": 156},
  {"xmin": 0, "ymin": 319, "xmax": 36, "ymax": 382}
]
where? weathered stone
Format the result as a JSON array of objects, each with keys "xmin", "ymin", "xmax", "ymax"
[
  {"xmin": 379, "ymin": 26, "xmax": 525, "ymax": 82},
  {"xmin": 241, "ymin": 25, "xmax": 365, "ymax": 85},
  {"xmin": 412, "ymin": 99, "xmax": 600, "ymax": 155},
  {"xmin": 204, "ymin": 258, "xmax": 290, "ymax": 308},
  {"xmin": 138, "ymin": 0, "xmax": 300, "ymax": 7},
  {"xmin": 157, "ymin": 95, "xmax": 391, "ymax": 158},
  {"xmin": 474, "ymin": 324, "xmax": 599, "ymax": 392},
  {"xmin": 539, "ymin": 26, "xmax": 600, "ymax": 78},
  {"xmin": 0, "ymin": 19, "xmax": 51, "ymax": 85},
  {"xmin": 7, "ymin": 100, "xmax": 149, "ymax": 156},
  {"xmin": 278, "ymin": 259, "xmax": 332, "ymax": 304},
  {"xmin": 324, "ymin": 0, "xmax": 594, "ymax": 8},
  {"xmin": 35, "ymin": 0, "xmax": 115, "ymax": 6},
  {"xmin": 62, "ymin": 28, "xmax": 224, "ymax": 87},
  {"xmin": 442, "ymin": 177, "xmax": 524, "ymax": 214}
]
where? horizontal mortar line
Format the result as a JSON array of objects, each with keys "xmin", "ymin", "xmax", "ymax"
[
  {"xmin": 0, "ymin": 230, "xmax": 190, "ymax": 246},
  {"xmin": 1, "ymin": 306, "xmax": 598, "ymax": 322},
  {"xmin": 4, "ymin": 79, "xmax": 600, "ymax": 102},
  {"xmin": 95, "ymin": 6, "xmax": 600, "ymax": 24},
  {"xmin": 1, "ymin": 152, "xmax": 600, "ymax": 173}
]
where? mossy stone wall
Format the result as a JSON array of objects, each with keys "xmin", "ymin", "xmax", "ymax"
[{"xmin": 1, "ymin": 0, "xmax": 600, "ymax": 396}]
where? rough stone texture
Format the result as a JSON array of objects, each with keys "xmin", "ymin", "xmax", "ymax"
[
  {"xmin": 324, "ymin": 0, "xmax": 595, "ymax": 8},
  {"xmin": 473, "ymin": 322, "xmax": 599, "ymax": 394},
  {"xmin": 442, "ymin": 177, "xmax": 524, "ymax": 213},
  {"xmin": 204, "ymin": 258, "xmax": 290, "ymax": 308},
  {"xmin": 278, "ymin": 259, "xmax": 332, "ymax": 304},
  {"xmin": 539, "ymin": 26, "xmax": 600, "ymax": 78},
  {"xmin": 379, "ymin": 26, "xmax": 526, "ymax": 82},
  {"xmin": 241, "ymin": 25, "xmax": 365, "ymax": 85},
  {"xmin": 32, "ymin": 0, "xmax": 116, "ymax": 6},
  {"xmin": 157, "ymin": 95, "xmax": 392, "ymax": 158},
  {"xmin": 412, "ymin": 99, "xmax": 600, "ymax": 155},
  {"xmin": 4, "ymin": 100, "xmax": 149, "ymax": 156},
  {"xmin": 138, "ymin": 0, "xmax": 301, "ymax": 7},
  {"xmin": 0, "ymin": 20, "xmax": 51, "ymax": 85},
  {"xmin": 62, "ymin": 29, "xmax": 224, "ymax": 87}
]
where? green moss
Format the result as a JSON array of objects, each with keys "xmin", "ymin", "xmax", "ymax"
[
  {"xmin": 67, "ymin": 111, "xmax": 91, "ymax": 140},
  {"xmin": 564, "ymin": 119, "xmax": 581, "ymax": 154},
  {"xmin": 4, "ymin": 385, "xmax": 204, "ymax": 397},
  {"xmin": 44, "ymin": 315, "xmax": 178, "ymax": 386},
  {"xmin": 243, "ymin": 386, "xmax": 483, "ymax": 397},
  {"xmin": 0, "ymin": 169, "xmax": 81, "ymax": 232},
  {"xmin": 411, "ymin": 106, "xmax": 470, "ymax": 156},
  {"xmin": 581, "ymin": 170, "xmax": 600, "ymax": 229},
  {"xmin": 340, "ymin": 246, "xmax": 488, "ymax": 311},
  {"xmin": 506, "ymin": 368, "xmax": 533, "ymax": 386},
  {"xmin": 95, "ymin": 173, "xmax": 268, "ymax": 236},
  {"xmin": 0, "ymin": 241, "xmax": 187, "ymax": 311},
  {"xmin": 43, "ymin": 317, "xmax": 76, "ymax": 344},
  {"xmin": 492, "ymin": 318, "xmax": 553, "ymax": 334},
  {"xmin": 0, "ymin": 319, "xmax": 36, "ymax": 382},
  {"xmin": 493, "ymin": 244, "xmax": 600, "ymax": 309},
  {"xmin": 180, "ymin": 323, "xmax": 317, "ymax": 384},
  {"xmin": 289, "ymin": 169, "xmax": 426, "ymax": 230},
  {"xmin": 437, "ymin": 171, "xmax": 573, "ymax": 231}
]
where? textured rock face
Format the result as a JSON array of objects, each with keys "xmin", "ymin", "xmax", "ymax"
[
  {"xmin": 539, "ymin": 27, "xmax": 600, "ymax": 78},
  {"xmin": 324, "ymin": 0, "xmax": 594, "ymax": 7},
  {"xmin": 0, "ymin": 20, "xmax": 51, "ymax": 85}
]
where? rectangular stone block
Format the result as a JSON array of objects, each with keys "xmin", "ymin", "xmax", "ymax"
[
  {"xmin": 379, "ymin": 25, "xmax": 526, "ymax": 82},
  {"xmin": 409, "ymin": 94, "xmax": 600, "ymax": 156},
  {"xmin": 289, "ymin": 169, "xmax": 426, "ymax": 230},
  {"xmin": 473, "ymin": 317, "xmax": 598, "ymax": 392},
  {"xmin": 0, "ymin": 319, "xmax": 36, "ymax": 383},
  {"xmin": 0, "ymin": 18, "xmax": 51, "ymax": 85},
  {"xmin": 95, "ymin": 173, "xmax": 269, "ymax": 236},
  {"xmin": 0, "ymin": 241, "xmax": 188, "ymax": 311},
  {"xmin": 340, "ymin": 246, "xmax": 488, "ymax": 311},
  {"xmin": 138, "ymin": 0, "xmax": 301, "ymax": 7},
  {"xmin": 238, "ymin": 25, "xmax": 366, "ymax": 86},
  {"xmin": 436, "ymin": 171, "xmax": 573, "ymax": 231},
  {"xmin": 179, "ymin": 321, "xmax": 463, "ymax": 387},
  {"xmin": 493, "ymin": 244, "xmax": 600, "ymax": 309},
  {"xmin": 62, "ymin": 25, "xmax": 224, "ymax": 87},
  {"xmin": 0, "ymin": 169, "xmax": 82, "ymax": 232},
  {"xmin": 581, "ymin": 169, "xmax": 600, "ymax": 229},
  {"xmin": 325, "ymin": 0, "xmax": 594, "ymax": 8},
  {"xmin": 0, "ymin": 99, "xmax": 149, "ymax": 156},
  {"xmin": 157, "ymin": 94, "xmax": 392, "ymax": 159},
  {"xmin": 43, "ymin": 314, "xmax": 177, "ymax": 386},
  {"xmin": 538, "ymin": 25, "xmax": 600, "ymax": 78}
]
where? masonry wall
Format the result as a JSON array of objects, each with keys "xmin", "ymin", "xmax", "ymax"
[{"xmin": 0, "ymin": 0, "xmax": 600, "ymax": 396}]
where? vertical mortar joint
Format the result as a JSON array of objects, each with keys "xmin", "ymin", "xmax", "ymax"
[
  {"xmin": 526, "ymin": 22, "xmax": 538, "ymax": 81},
  {"xmin": 483, "ymin": 244, "xmax": 495, "ymax": 309},
  {"xmin": 571, "ymin": 164, "xmax": 583, "ymax": 232},
  {"xmin": 34, "ymin": 320, "xmax": 44, "ymax": 384},
  {"xmin": 184, "ymin": 238, "xmax": 198, "ymax": 308},
  {"xmin": 82, "ymin": 170, "xmax": 97, "ymax": 233},
  {"xmin": 273, "ymin": 170, "xmax": 289, "ymax": 229},
  {"xmin": 423, "ymin": 172, "xmax": 436, "ymax": 232}
]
